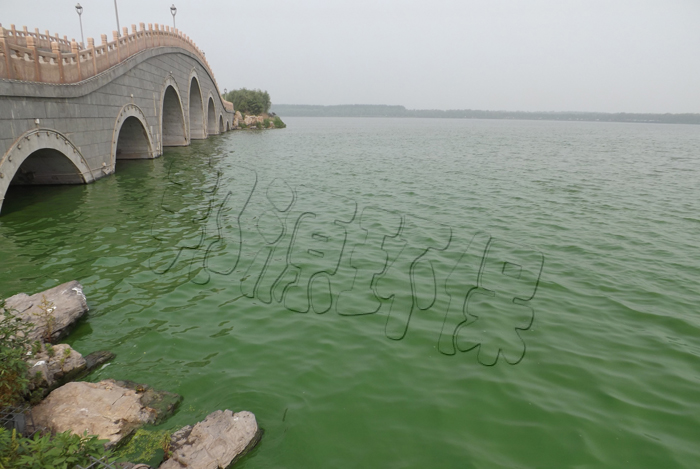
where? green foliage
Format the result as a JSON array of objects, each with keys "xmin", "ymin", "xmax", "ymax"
[
  {"xmin": 0, "ymin": 428, "xmax": 113, "ymax": 469},
  {"xmin": 44, "ymin": 344, "xmax": 54, "ymax": 359},
  {"xmin": 262, "ymin": 118, "xmax": 270, "ymax": 128},
  {"xmin": 113, "ymin": 428, "xmax": 171, "ymax": 467},
  {"xmin": 0, "ymin": 302, "xmax": 33, "ymax": 406},
  {"xmin": 272, "ymin": 116, "xmax": 286, "ymax": 128},
  {"xmin": 33, "ymin": 296, "xmax": 56, "ymax": 343},
  {"xmin": 223, "ymin": 88, "xmax": 271, "ymax": 115},
  {"xmin": 255, "ymin": 121, "xmax": 263, "ymax": 129}
]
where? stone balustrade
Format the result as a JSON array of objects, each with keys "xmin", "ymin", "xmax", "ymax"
[
  {"xmin": 0, "ymin": 22, "xmax": 232, "ymax": 111},
  {"xmin": 0, "ymin": 23, "xmax": 80, "ymax": 54}
]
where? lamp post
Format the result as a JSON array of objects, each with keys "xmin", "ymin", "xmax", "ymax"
[
  {"xmin": 75, "ymin": 3, "xmax": 84, "ymax": 48},
  {"xmin": 224, "ymin": 88, "xmax": 228, "ymax": 98},
  {"xmin": 170, "ymin": 5, "xmax": 177, "ymax": 29},
  {"xmin": 114, "ymin": 0, "xmax": 121, "ymax": 36}
]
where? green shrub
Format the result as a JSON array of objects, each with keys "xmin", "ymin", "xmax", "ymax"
[
  {"xmin": 272, "ymin": 116, "xmax": 286, "ymax": 128},
  {"xmin": 255, "ymin": 121, "xmax": 263, "ymax": 129},
  {"xmin": 262, "ymin": 118, "xmax": 270, "ymax": 128},
  {"xmin": 223, "ymin": 89, "xmax": 271, "ymax": 115},
  {"xmin": 0, "ymin": 303, "xmax": 33, "ymax": 406},
  {"xmin": 0, "ymin": 428, "xmax": 113, "ymax": 469}
]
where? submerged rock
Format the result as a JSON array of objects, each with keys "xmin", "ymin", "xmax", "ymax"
[
  {"xmin": 2, "ymin": 280, "xmax": 88, "ymax": 343},
  {"xmin": 84, "ymin": 350, "xmax": 116, "ymax": 371},
  {"xmin": 31, "ymin": 379, "xmax": 182, "ymax": 448},
  {"xmin": 160, "ymin": 410, "xmax": 261, "ymax": 469}
]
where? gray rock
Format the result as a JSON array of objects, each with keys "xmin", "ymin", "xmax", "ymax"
[
  {"xmin": 2, "ymin": 280, "xmax": 88, "ymax": 343},
  {"xmin": 84, "ymin": 350, "xmax": 116, "ymax": 371},
  {"xmin": 31, "ymin": 379, "xmax": 181, "ymax": 448},
  {"xmin": 26, "ymin": 343, "xmax": 87, "ymax": 393},
  {"xmin": 159, "ymin": 410, "xmax": 261, "ymax": 469}
]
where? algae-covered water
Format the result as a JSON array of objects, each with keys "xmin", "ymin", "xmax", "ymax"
[{"xmin": 1, "ymin": 117, "xmax": 699, "ymax": 467}]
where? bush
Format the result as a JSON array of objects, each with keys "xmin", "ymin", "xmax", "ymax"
[
  {"xmin": 0, "ymin": 303, "xmax": 33, "ymax": 406},
  {"xmin": 223, "ymin": 89, "xmax": 271, "ymax": 115},
  {"xmin": 272, "ymin": 116, "xmax": 286, "ymax": 128},
  {"xmin": 0, "ymin": 428, "xmax": 113, "ymax": 469},
  {"xmin": 262, "ymin": 118, "xmax": 270, "ymax": 128}
]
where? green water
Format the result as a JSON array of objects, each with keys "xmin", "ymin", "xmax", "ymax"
[{"xmin": 1, "ymin": 117, "xmax": 699, "ymax": 467}]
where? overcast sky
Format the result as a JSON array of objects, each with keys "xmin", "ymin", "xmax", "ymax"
[{"xmin": 2, "ymin": 0, "xmax": 699, "ymax": 113}]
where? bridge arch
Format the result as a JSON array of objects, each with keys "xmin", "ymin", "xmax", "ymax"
[
  {"xmin": 161, "ymin": 77, "xmax": 188, "ymax": 147},
  {"xmin": 219, "ymin": 114, "xmax": 225, "ymax": 133},
  {"xmin": 0, "ymin": 129, "xmax": 94, "ymax": 214},
  {"xmin": 188, "ymin": 70, "xmax": 206, "ymax": 140},
  {"xmin": 111, "ymin": 104, "xmax": 156, "ymax": 169},
  {"xmin": 206, "ymin": 94, "xmax": 218, "ymax": 135}
]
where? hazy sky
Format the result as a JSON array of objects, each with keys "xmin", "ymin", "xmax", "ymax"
[{"xmin": 2, "ymin": 0, "xmax": 699, "ymax": 113}]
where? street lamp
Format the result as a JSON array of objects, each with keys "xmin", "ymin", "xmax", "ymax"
[
  {"xmin": 75, "ymin": 3, "xmax": 84, "ymax": 48},
  {"xmin": 170, "ymin": 5, "xmax": 177, "ymax": 29},
  {"xmin": 113, "ymin": 0, "xmax": 121, "ymax": 36}
]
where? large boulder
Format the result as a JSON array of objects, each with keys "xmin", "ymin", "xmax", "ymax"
[
  {"xmin": 31, "ymin": 379, "xmax": 181, "ymax": 448},
  {"xmin": 2, "ymin": 280, "xmax": 88, "ymax": 343},
  {"xmin": 160, "ymin": 410, "xmax": 261, "ymax": 469}
]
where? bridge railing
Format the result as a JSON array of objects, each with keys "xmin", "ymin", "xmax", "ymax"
[
  {"xmin": 0, "ymin": 23, "xmax": 79, "ymax": 54},
  {"xmin": 0, "ymin": 22, "xmax": 230, "ymax": 107}
]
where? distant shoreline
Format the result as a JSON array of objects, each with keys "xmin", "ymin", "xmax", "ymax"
[{"xmin": 270, "ymin": 104, "xmax": 700, "ymax": 125}]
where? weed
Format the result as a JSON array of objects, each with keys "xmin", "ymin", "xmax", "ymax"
[{"xmin": 34, "ymin": 295, "xmax": 56, "ymax": 343}]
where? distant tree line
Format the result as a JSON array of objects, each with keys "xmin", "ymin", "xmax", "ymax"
[
  {"xmin": 223, "ymin": 88, "xmax": 271, "ymax": 115},
  {"xmin": 269, "ymin": 104, "xmax": 700, "ymax": 125}
]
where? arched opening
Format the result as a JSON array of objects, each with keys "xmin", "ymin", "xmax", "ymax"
[
  {"xmin": 207, "ymin": 97, "xmax": 217, "ymax": 135},
  {"xmin": 0, "ymin": 129, "xmax": 94, "ymax": 216},
  {"xmin": 116, "ymin": 116, "xmax": 152, "ymax": 160},
  {"xmin": 189, "ymin": 78, "xmax": 206, "ymax": 140},
  {"xmin": 162, "ymin": 85, "xmax": 187, "ymax": 146},
  {"xmin": 10, "ymin": 148, "xmax": 85, "ymax": 186},
  {"xmin": 226, "ymin": 121, "xmax": 230, "ymax": 131},
  {"xmin": 219, "ymin": 115, "xmax": 225, "ymax": 133}
]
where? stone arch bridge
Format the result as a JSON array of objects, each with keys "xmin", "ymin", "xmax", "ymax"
[{"xmin": 0, "ymin": 23, "xmax": 236, "ymax": 214}]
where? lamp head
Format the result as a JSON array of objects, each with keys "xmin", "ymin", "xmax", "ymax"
[
  {"xmin": 75, "ymin": 3, "xmax": 83, "ymax": 15},
  {"xmin": 170, "ymin": 4, "xmax": 177, "ymax": 16}
]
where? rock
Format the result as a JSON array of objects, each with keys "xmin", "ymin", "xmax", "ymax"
[
  {"xmin": 26, "ymin": 343, "xmax": 87, "ymax": 392},
  {"xmin": 31, "ymin": 379, "xmax": 181, "ymax": 448},
  {"xmin": 2, "ymin": 280, "xmax": 88, "ymax": 343},
  {"xmin": 159, "ymin": 410, "xmax": 261, "ymax": 469},
  {"xmin": 84, "ymin": 350, "xmax": 116, "ymax": 371}
]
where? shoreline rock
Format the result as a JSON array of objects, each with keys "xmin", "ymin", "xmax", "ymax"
[
  {"xmin": 3, "ymin": 281, "xmax": 261, "ymax": 468},
  {"xmin": 2, "ymin": 280, "xmax": 88, "ymax": 343},
  {"xmin": 31, "ymin": 379, "xmax": 182, "ymax": 448},
  {"xmin": 160, "ymin": 410, "xmax": 261, "ymax": 469}
]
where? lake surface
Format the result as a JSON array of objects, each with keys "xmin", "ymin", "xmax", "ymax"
[{"xmin": 1, "ymin": 117, "xmax": 699, "ymax": 467}]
